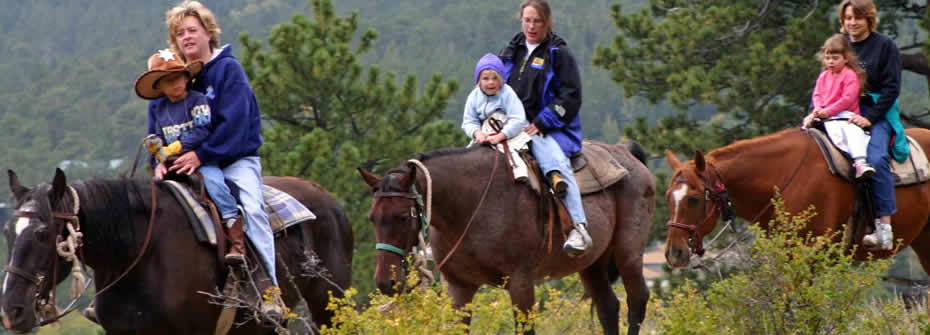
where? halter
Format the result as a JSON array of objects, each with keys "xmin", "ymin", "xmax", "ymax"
[{"xmin": 666, "ymin": 163, "xmax": 734, "ymax": 257}]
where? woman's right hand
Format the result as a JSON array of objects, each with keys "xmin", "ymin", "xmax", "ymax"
[
  {"xmin": 154, "ymin": 162, "xmax": 168, "ymax": 180},
  {"xmin": 848, "ymin": 114, "xmax": 872, "ymax": 129}
]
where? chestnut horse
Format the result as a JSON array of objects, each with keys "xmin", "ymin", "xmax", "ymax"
[
  {"xmin": 358, "ymin": 141, "xmax": 655, "ymax": 335},
  {"xmin": 0, "ymin": 169, "xmax": 353, "ymax": 334},
  {"xmin": 664, "ymin": 128, "xmax": 930, "ymax": 270}
]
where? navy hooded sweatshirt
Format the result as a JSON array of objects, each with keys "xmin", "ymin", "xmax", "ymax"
[{"xmin": 188, "ymin": 45, "xmax": 263, "ymax": 167}]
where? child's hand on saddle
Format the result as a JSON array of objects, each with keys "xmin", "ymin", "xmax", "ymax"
[
  {"xmin": 473, "ymin": 130, "xmax": 489, "ymax": 143},
  {"xmin": 488, "ymin": 133, "xmax": 507, "ymax": 145},
  {"xmin": 848, "ymin": 115, "xmax": 872, "ymax": 129}
]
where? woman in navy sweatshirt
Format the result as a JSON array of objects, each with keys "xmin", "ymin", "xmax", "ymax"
[
  {"xmin": 163, "ymin": 0, "xmax": 286, "ymax": 321},
  {"xmin": 839, "ymin": 0, "xmax": 903, "ymax": 251}
]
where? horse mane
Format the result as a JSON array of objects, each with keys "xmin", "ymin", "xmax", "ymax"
[
  {"xmin": 709, "ymin": 128, "xmax": 802, "ymax": 161},
  {"xmin": 73, "ymin": 177, "xmax": 151, "ymax": 265},
  {"xmin": 415, "ymin": 145, "xmax": 487, "ymax": 162}
]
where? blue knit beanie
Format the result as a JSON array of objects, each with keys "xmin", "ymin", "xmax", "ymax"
[{"xmin": 474, "ymin": 53, "xmax": 505, "ymax": 84}]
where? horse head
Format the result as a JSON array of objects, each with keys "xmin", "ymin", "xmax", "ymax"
[
  {"xmin": 1, "ymin": 169, "xmax": 78, "ymax": 333},
  {"xmin": 664, "ymin": 150, "xmax": 733, "ymax": 268},
  {"xmin": 358, "ymin": 165, "xmax": 423, "ymax": 295}
]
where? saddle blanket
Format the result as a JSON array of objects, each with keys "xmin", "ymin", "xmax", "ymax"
[
  {"xmin": 163, "ymin": 180, "xmax": 316, "ymax": 245},
  {"xmin": 807, "ymin": 128, "xmax": 930, "ymax": 186}
]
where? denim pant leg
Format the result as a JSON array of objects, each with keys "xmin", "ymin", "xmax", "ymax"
[
  {"xmin": 223, "ymin": 156, "xmax": 277, "ymax": 285},
  {"xmin": 866, "ymin": 119, "xmax": 897, "ymax": 217},
  {"xmin": 199, "ymin": 164, "xmax": 239, "ymax": 220},
  {"xmin": 530, "ymin": 135, "xmax": 587, "ymax": 225}
]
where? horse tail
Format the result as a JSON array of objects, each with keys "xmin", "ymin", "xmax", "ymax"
[{"xmin": 620, "ymin": 139, "xmax": 647, "ymax": 165}]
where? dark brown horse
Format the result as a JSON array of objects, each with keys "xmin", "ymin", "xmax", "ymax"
[
  {"xmin": 0, "ymin": 169, "xmax": 353, "ymax": 334},
  {"xmin": 358, "ymin": 141, "xmax": 655, "ymax": 335},
  {"xmin": 664, "ymin": 128, "xmax": 930, "ymax": 270}
]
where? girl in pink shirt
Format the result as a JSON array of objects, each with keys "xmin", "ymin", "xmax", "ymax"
[{"xmin": 803, "ymin": 34, "xmax": 873, "ymax": 180}]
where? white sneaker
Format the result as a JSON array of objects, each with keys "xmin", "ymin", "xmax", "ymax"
[
  {"xmin": 863, "ymin": 220, "xmax": 893, "ymax": 250},
  {"xmin": 563, "ymin": 223, "xmax": 592, "ymax": 257}
]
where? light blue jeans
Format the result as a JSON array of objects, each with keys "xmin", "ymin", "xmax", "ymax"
[
  {"xmin": 201, "ymin": 156, "xmax": 277, "ymax": 285},
  {"xmin": 530, "ymin": 135, "xmax": 587, "ymax": 225}
]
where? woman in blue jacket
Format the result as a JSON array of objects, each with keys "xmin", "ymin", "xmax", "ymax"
[{"xmin": 499, "ymin": 0, "xmax": 591, "ymax": 257}]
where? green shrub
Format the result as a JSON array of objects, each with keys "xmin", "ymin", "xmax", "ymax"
[{"xmin": 655, "ymin": 195, "xmax": 894, "ymax": 334}]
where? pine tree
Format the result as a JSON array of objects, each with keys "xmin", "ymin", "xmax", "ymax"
[
  {"xmin": 593, "ymin": 0, "xmax": 930, "ymax": 155},
  {"xmin": 239, "ymin": 0, "xmax": 464, "ymax": 297}
]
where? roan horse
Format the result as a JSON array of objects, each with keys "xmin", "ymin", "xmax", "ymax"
[
  {"xmin": 0, "ymin": 169, "xmax": 353, "ymax": 334},
  {"xmin": 358, "ymin": 141, "xmax": 655, "ymax": 335},
  {"xmin": 664, "ymin": 128, "xmax": 930, "ymax": 270}
]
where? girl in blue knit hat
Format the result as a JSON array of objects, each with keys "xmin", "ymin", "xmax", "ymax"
[{"xmin": 462, "ymin": 53, "xmax": 529, "ymax": 145}]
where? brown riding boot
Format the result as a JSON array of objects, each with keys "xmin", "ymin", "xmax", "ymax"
[{"xmin": 225, "ymin": 216, "xmax": 247, "ymax": 265}]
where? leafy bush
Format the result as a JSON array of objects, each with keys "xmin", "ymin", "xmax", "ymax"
[{"xmin": 654, "ymin": 196, "xmax": 899, "ymax": 334}]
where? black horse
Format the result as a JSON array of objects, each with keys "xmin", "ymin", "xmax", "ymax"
[{"xmin": 0, "ymin": 169, "xmax": 353, "ymax": 334}]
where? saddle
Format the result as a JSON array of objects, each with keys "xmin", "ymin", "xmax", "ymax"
[
  {"xmin": 520, "ymin": 141, "xmax": 630, "ymax": 248},
  {"xmin": 807, "ymin": 127, "xmax": 930, "ymax": 186},
  {"xmin": 161, "ymin": 176, "xmax": 316, "ymax": 246},
  {"xmin": 522, "ymin": 140, "xmax": 629, "ymax": 195}
]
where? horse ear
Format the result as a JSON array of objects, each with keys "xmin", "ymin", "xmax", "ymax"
[
  {"xmin": 358, "ymin": 168, "xmax": 383, "ymax": 191},
  {"xmin": 694, "ymin": 151, "xmax": 706, "ymax": 172},
  {"xmin": 665, "ymin": 150, "xmax": 680, "ymax": 170},
  {"xmin": 8, "ymin": 169, "xmax": 29, "ymax": 200},
  {"xmin": 51, "ymin": 168, "xmax": 68, "ymax": 202}
]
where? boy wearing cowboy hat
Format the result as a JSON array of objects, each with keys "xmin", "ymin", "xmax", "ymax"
[{"xmin": 137, "ymin": 49, "xmax": 246, "ymax": 261}]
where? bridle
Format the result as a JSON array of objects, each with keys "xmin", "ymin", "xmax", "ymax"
[
  {"xmin": 666, "ymin": 163, "xmax": 734, "ymax": 257},
  {"xmin": 373, "ymin": 151, "xmax": 500, "ymax": 275},
  {"xmin": 5, "ymin": 179, "xmax": 160, "ymax": 326},
  {"xmin": 6, "ymin": 185, "xmax": 84, "ymax": 326},
  {"xmin": 666, "ymin": 142, "xmax": 810, "ymax": 257}
]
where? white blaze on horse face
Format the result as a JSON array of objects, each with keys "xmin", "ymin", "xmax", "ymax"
[
  {"xmin": 12, "ymin": 201, "xmax": 36, "ymax": 237},
  {"xmin": 1, "ymin": 254, "xmax": 13, "ymax": 295},
  {"xmin": 671, "ymin": 184, "xmax": 689, "ymax": 224}
]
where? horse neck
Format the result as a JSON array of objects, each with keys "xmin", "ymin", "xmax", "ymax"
[
  {"xmin": 414, "ymin": 147, "xmax": 502, "ymax": 237},
  {"xmin": 708, "ymin": 129, "xmax": 811, "ymax": 220},
  {"xmin": 73, "ymin": 179, "xmax": 149, "ymax": 271}
]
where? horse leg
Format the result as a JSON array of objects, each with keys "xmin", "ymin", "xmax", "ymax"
[
  {"xmin": 505, "ymin": 274, "xmax": 536, "ymax": 335},
  {"xmin": 617, "ymin": 257, "xmax": 649, "ymax": 335},
  {"xmin": 579, "ymin": 260, "xmax": 620, "ymax": 335},
  {"xmin": 446, "ymin": 280, "xmax": 479, "ymax": 328}
]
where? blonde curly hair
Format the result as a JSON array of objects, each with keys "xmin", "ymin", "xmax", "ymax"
[{"xmin": 165, "ymin": 1, "xmax": 222, "ymax": 61}]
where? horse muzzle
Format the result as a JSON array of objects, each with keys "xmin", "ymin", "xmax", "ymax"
[{"xmin": 0, "ymin": 304, "xmax": 36, "ymax": 334}]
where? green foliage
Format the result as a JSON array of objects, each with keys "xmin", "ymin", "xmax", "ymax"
[
  {"xmin": 594, "ymin": 0, "xmax": 836, "ymax": 155},
  {"xmin": 654, "ymin": 195, "xmax": 896, "ymax": 335},
  {"xmin": 322, "ymin": 269, "xmax": 643, "ymax": 334},
  {"xmin": 240, "ymin": 0, "xmax": 464, "ymax": 298}
]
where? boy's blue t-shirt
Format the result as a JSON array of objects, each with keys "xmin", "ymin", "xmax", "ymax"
[{"xmin": 146, "ymin": 90, "xmax": 212, "ymax": 155}]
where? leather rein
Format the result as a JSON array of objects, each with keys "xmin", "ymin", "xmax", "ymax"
[{"xmin": 6, "ymin": 180, "xmax": 158, "ymax": 325}]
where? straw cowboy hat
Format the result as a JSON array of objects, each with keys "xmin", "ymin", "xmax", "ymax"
[{"xmin": 134, "ymin": 49, "xmax": 203, "ymax": 99}]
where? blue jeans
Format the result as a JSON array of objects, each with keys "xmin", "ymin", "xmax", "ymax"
[
  {"xmin": 200, "ymin": 164, "xmax": 239, "ymax": 220},
  {"xmin": 201, "ymin": 156, "xmax": 277, "ymax": 285},
  {"xmin": 866, "ymin": 119, "xmax": 897, "ymax": 217},
  {"xmin": 530, "ymin": 134, "xmax": 587, "ymax": 225}
]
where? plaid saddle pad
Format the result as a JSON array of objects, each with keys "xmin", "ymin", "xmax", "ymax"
[{"xmin": 163, "ymin": 181, "xmax": 316, "ymax": 245}]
